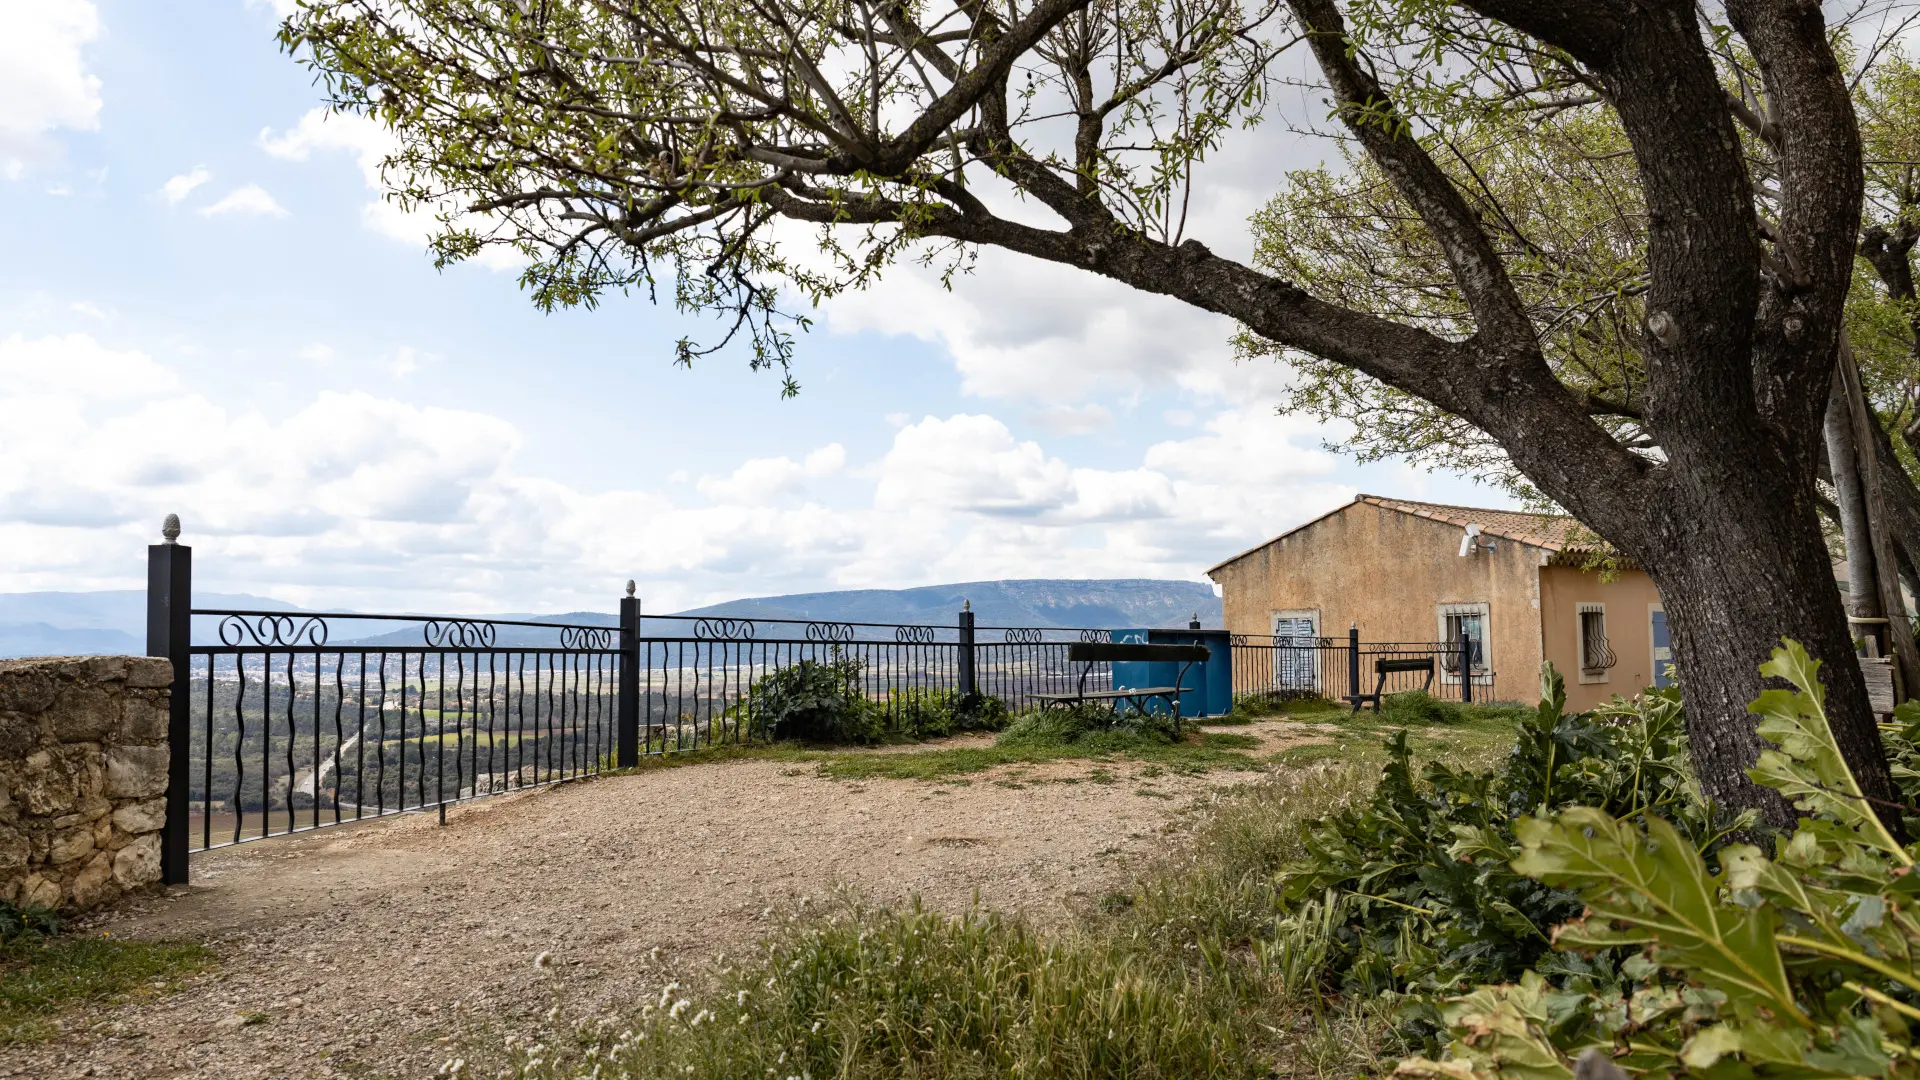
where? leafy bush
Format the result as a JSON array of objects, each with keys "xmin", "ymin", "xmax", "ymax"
[
  {"xmin": 734, "ymin": 657, "xmax": 1012, "ymax": 746},
  {"xmin": 739, "ymin": 655, "xmax": 885, "ymax": 745},
  {"xmin": 1398, "ymin": 641, "xmax": 1920, "ymax": 1080},
  {"xmin": 0, "ymin": 902, "xmax": 57, "ymax": 944},
  {"xmin": 1382, "ymin": 689, "xmax": 1464, "ymax": 726},
  {"xmin": 500, "ymin": 900, "xmax": 1259, "ymax": 1079},
  {"xmin": 1274, "ymin": 667, "xmax": 1717, "ymax": 1006},
  {"xmin": 998, "ymin": 701, "xmax": 1178, "ymax": 750},
  {"xmin": 888, "ymin": 688, "xmax": 1011, "ymax": 739}
]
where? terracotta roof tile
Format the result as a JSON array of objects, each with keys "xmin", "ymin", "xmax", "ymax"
[
  {"xmin": 1205, "ymin": 493, "xmax": 1602, "ymax": 575},
  {"xmin": 1358, "ymin": 495, "xmax": 1588, "ymax": 551}
]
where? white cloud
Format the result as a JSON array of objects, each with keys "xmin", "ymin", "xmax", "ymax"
[
  {"xmin": 0, "ymin": 329, "xmax": 1368, "ymax": 612},
  {"xmin": 822, "ymin": 246, "xmax": 1251, "ymax": 405},
  {"xmin": 198, "ymin": 184, "xmax": 289, "ymax": 219},
  {"xmin": 159, "ymin": 167, "xmax": 212, "ymax": 204},
  {"xmin": 244, "ymin": 0, "xmax": 301, "ymax": 16},
  {"xmin": 298, "ymin": 343, "xmax": 335, "ymax": 364},
  {"xmin": 0, "ymin": 0, "xmax": 101, "ymax": 178},
  {"xmin": 1028, "ymin": 403, "xmax": 1114, "ymax": 436},
  {"xmin": 696, "ymin": 444, "xmax": 846, "ymax": 503},
  {"xmin": 261, "ymin": 107, "xmax": 522, "ymax": 270},
  {"xmin": 389, "ymin": 345, "xmax": 437, "ymax": 378}
]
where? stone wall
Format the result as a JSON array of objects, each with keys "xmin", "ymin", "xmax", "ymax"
[{"xmin": 0, "ymin": 656, "xmax": 172, "ymax": 911}]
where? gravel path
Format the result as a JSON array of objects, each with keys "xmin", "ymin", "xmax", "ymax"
[{"xmin": 10, "ymin": 726, "xmax": 1317, "ymax": 1080}]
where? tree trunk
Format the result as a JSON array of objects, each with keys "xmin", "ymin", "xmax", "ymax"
[
  {"xmin": 1827, "ymin": 377, "xmax": 1885, "ymax": 644},
  {"xmin": 1628, "ymin": 460, "xmax": 1902, "ymax": 834}
]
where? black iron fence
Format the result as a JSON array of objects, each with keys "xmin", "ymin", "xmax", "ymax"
[
  {"xmin": 1229, "ymin": 627, "xmax": 1498, "ymax": 706},
  {"xmin": 182, "ymin": 611, "xmax": 619, "ymax": 856},
  {"xmin": 146, "ymin": 536, "xmax": 1127, "ymax": 883},
  {"xmin": 629, "ymin": 613, "xmax": 1113, "ymax": 746},
  {"xmin": 145, "ymin": 530, "xmax": 1496, "ymax": 887}
]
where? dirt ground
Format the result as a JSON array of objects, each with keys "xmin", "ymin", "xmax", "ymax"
[{"xmin": 11, "ymin": 724, "xmax": 1320, "ymax": 1080}]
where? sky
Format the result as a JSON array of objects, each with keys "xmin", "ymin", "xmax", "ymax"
[{"xmin": 0, "ymin": 0, "xmax": 1513, "ymax": 616}]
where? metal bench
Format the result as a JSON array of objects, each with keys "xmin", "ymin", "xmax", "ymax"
[
  {"xmin": 1031, "ymin": 642, "xmax": 1211, "ymax": 735},
  {"xmin": 1348, "ymin": 654, "xmax": 1436, "ymax": 713}
]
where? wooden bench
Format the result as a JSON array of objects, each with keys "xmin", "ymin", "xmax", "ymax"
[
  {"xmin": 1348, "ymin": 654, "xmax": 1437, "ymax": 713},
  {"xmin": 1031, "ymin": 642, "xmax": 1212, "ymax": 735}
]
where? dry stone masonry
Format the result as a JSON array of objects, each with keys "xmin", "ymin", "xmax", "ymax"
[{"xmin": 0, "ymin": 656, "xmax": 172, "ymax": 911}]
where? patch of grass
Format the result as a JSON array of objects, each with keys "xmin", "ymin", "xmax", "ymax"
[
  {"xmin": 1200, "ymin": 732, "xmax": 1259, "ymax": 750},
  {"xmin": 501, "ymin": 899, "xmax": 1261, "ymax": 1080},
  {"xmin": 478, "ymin": 704, "xmax": 1534, "ymax": 1080},
  {"xmin": 0, "ymin": 935, "xmax": 215, "ymax": 1046},
  {"xmin": 1224, "ymin": 693, "xmax": 1340, "ymax": 722},
  {"xmin": 813, "ymin": 704, "xmax": 1274, "ymax": 782}
]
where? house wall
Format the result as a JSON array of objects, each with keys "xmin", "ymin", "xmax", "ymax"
[
  {"xmin": 1538, "ymin": 565, "xmax": 1664, "ymax": 711},
  {"xmin": 1209, "ymin": 500, "xmax": 1547, "ymax": 702}
]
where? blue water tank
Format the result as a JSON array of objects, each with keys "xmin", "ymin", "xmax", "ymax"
[{"xmin": 1109, "ymin": 628, "xmax": 1233, "ymax": 719}]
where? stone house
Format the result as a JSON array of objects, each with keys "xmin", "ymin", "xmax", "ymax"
[{"xmin": 1205, "ymin": 494, "xmax": 1666, "ymax": 711}]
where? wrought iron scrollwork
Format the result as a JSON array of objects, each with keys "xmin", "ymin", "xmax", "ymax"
[
  {"xmin": 1230, "ymin": 633, "xmax": 1249, "ymax": 647},
  {"xmin": 559, "ymin": 625, "xmax": 614, "ymax": 650},
  {"xmin": 1077, "ymin": 629, "xmax": 1112, "ymax": 643},
  {"xmin": 694, "ymin": 618, "xmax": 755, "ymax": 641},
  {"xmin": 1003, "ymin": 627, "xmax": 1044, "ymax": 644},
  {"xmin": 217, "ymin": 614, "xmax": 330, "ymax": 647},
  {"xmin": 894, "ymin": 625, "xmax": 937, "ymax": 644},
  {"xmin": 806, "ymin": 621, "xmax": 855, "ymax": 642},
  {"xmin": 424, "ymin": 619, "xmax": 497, "ymax": 648}
]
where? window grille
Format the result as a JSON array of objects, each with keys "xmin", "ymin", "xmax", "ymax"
[
  {"xmin": 1438, "ymin": 605, "xmax": 1487, "ymax": 673},
  {"xmin": 1578, "ymin": 604, "xmax": 1617, "ymax": 675}
]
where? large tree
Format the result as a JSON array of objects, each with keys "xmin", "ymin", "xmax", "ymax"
[{"xmin": 285, "ymin": 0, "xmax": 1902, "ymax": 826}]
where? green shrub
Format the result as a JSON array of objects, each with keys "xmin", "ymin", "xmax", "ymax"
[
  {"xmin": 1274, "ymin": 668, "xmax": 1714, "ymax": 1010},
  {"xmin": 887, "ymin": 688, "xmax": 1011, "ymax": 738},
  {"xmin": 502, "ymin": 900, "xmax": 1259, "ymax": 1079},
  {"xmin": 1399, "ymin": 641, "xmax": 1920, "ymax": 1080},
  {"xmin": 739, "ymin": 655, "xmax": 885, "ymax": 745},
  {"xmin": 1381, "ymin": 689, "xmax": 1464, "ymax": 726},
  {"xmin": 997, "ymin": 701, "xmax": 1178, "ymax": 750},
  {"xmin": 0, "ymin": 902, "xmax": 58, "ymax": 944}
]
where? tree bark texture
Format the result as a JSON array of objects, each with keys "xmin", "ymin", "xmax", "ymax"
[{"xmin": 1827, "ymin": 377, "xmax": 1885, "ymax": 634}]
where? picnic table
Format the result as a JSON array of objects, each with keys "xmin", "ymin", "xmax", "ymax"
[{"xmin": 1031, "ymin": 641, "xmax": 1212, "ymax": 734}]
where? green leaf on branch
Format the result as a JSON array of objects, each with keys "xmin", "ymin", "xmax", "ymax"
[
  {"xmin": 1511, "ymin": 811, "xmax": 1806, "ymax": 1026},
  {"xmin": 1748, "ymin": 639, "xmax": 1910, "ymax": 863}
]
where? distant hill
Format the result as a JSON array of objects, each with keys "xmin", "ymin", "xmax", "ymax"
[{"xmin": 0, "ymin": 579, "xmax": 1221, "ymax": 656}]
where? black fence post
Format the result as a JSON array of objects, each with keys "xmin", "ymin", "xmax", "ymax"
[
  {"xmin": 1347, "ymin": 622, "xmax": 1360, "ymax": 711},
  {"xmin": 1459, "ymin": 628, "xmax": 1475, "ymax": 704},
  {"xmin": 617, "ymin": 581, "xmax": 640, "ymax": 767},
  {"xmin": 147, "ymin": 514, "xmax": 191, "ymax": 887},
  {"xmin": 957, "ymin": 601, "xmax": 976, "ymax": 698}
]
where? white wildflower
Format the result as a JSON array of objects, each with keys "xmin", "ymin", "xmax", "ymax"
[
  {"xmin": 735, "ymin": 990, "xmax": 749, "ymax": 1007},
  {"xmin": 669, "ymin": 999, "xmax": 691, "ymax": 1020},
  {"xmin": 690, "ymin": 1009, "xmax": 713, "ymax": 1027},
  {"xmin": 534, "ymin": 952, "xmax": 553, "ymax": 971}
]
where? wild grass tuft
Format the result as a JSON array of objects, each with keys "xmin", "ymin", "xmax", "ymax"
[
  {"xmin": 504, "ymin": 899, "xmax": 1260, "ymax": 1079},
  {"xmin": 0, "ymin": 929, "xmax": 214, "ymax": 1046}
]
